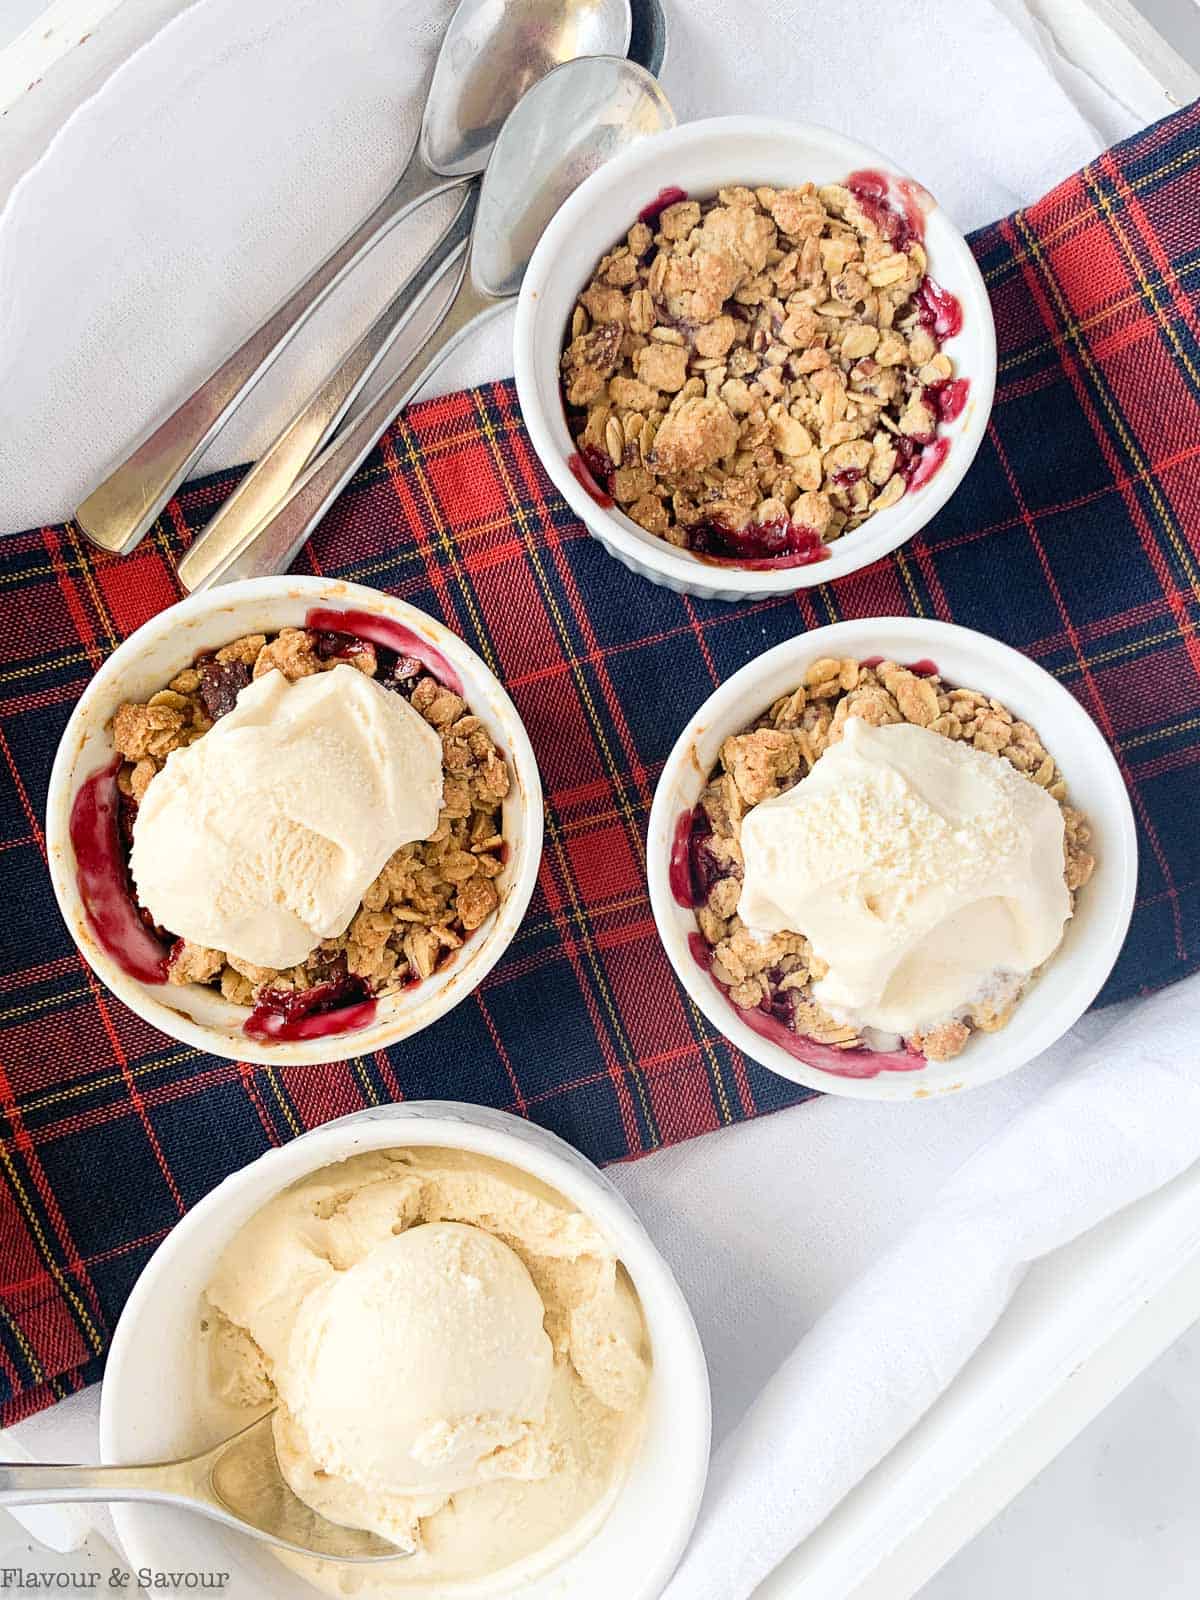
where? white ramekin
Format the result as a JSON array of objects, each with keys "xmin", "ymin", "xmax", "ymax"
[
  {"xmin": 45, "ymin": 576, "xmax": 543, "ymax": 1066},
  {"xmin": 514, "ymin": 115, "xmax": 996, "ymax": 602},
  {"xmin": 646, "ymin": 618, "xmax": 1138, "ymax": 1100},
  {"xmin": 100, "ymin": 1102, "xmax": 711, "ymax": 1600}
]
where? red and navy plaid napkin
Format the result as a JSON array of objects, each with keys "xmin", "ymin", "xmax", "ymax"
[{"xmin": 2, "ymin": 104, "xmax": 1200, "ymax": 1422}]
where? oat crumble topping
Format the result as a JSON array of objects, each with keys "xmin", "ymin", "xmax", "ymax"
[
  {"xmin": 687, "ymin": 658, "xmax": 1095, "ymax": 1062},
  {"xmin": 110, "ymin": 627, "xmax": 510, "ymax": 1007},
  {"xmin": 560, "ymin": 180, "xmax": 965, "ymax": 564}
]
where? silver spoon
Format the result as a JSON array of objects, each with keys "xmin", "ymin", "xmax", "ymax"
[
  {"xmin": 177, "ymin": 0, "xmax": 669, "ymax": 595},
  {"xmin": 629, "ymin": 0, "xmax": 670, "ymax": 77},
  {"xmin": 0, "ymin": 1411, "xmax": 403, "ymax": 1564},
  {"xmin": 74, "ymin": 0, "xmax": 631, "ymax": 558},
  {"xmin": 198, "ymin": 56, "xmax": 675, "ymax": 588},
  {"xmin": 176, "ymin": 189, "xmax": 478, "ymax": 594}
]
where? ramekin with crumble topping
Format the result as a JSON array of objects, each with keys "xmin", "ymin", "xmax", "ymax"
[
  {"xmin": 560, "ymin": 178, "xmax": 966, "ymax": 568},
  {"xmin": 46, "ymin": 578, "xmax": 542, "ymax": 1066},
  {"xmin": 647, "ymin": 619, "xmax": 1137, "ymax": 1099},
  {"xmin": 517, "ymin": 118, "xmax": 996, "ymax": 601},
  {"xmin": 675, "ymin": 655, "xmax": 1095, "ymax": 1070}
]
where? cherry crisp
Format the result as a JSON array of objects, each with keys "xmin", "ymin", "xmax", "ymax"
[
  {"xmin": 110, "ymin": 626, "xmax": 510, "ymax": 1008},
  {"xmin": 683, "ymin": 658, "xmax": 1095, "ymax": 1062},
  {"xmin": 560, "ymin": 180, "xmax": 966, "ymax": 565}
]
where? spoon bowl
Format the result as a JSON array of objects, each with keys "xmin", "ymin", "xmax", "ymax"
[
  {"xmin": 474, "ymin": 54, "xmax": 674, "ymax": 298},
  {"xmin": 206, "ymin": 1412, "xmax": 402, "ymax": 1562},
  {"xmin": 0, "ymin": 1410, "xmax": 404, "ymax": 1564},
  {"xmin": 424, "ymin": 0, "xmax": 633, "ymax": 174}
]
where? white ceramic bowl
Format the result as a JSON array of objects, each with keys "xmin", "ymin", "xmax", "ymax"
[
  {"xmin": 515, "ymin": 115, "xmax": 996, "ymax": 602},
  {"xmin": 100, "ymin": 1102, "xmax": 711, "ymax": 1600},
  {"xmin": 646, "ymin": 618, "xmax": 1138, "ymax": 1100},
  {"xmin": 45, "ymin": 576, "xmax": 543, "ymax": 1066}
]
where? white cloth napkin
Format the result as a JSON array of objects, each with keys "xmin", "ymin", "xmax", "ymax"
[
  {"xmin": 0, "ymin": 0, "xmax": 1128, "ymax": 531},
  {"xmin": 636, "ymin": 975, "xmax": 1200, "ymax": 1599}
]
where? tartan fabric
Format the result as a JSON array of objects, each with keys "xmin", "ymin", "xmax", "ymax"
[{"xmin": 2, "ymin": 103, "xmax": 1200, "ymax": 1424}]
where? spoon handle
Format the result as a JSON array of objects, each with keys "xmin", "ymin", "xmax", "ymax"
[
  {"xmin": 74, "ymin": 160, "xmax": 472, "ymax": 557},
  {"xmin": 177, "ymin": 185, "xmax": 479, "ymax": 593},
  {"xmin": 0, "ymin": 1459, "xmax": 196, "ymax": 1505},
  {"xmin": 207, "ymin": 261, "xmax": 504, "ymax": 586}
]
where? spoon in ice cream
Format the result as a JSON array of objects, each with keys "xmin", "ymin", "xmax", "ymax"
[
  {"xmin": 194, "ymin": 55, "xmax": 675, "ymax": 587},
  {"xmin": 0, "ymin": 1409, "xmax": 404, "ymax": 1563}
]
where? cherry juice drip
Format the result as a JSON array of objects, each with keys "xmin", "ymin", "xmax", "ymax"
[
  {"xmin": 669, "ymin": 811, "xmax": 697, "ymax": 908},
  {"xmin": 304, "ymin": 607, "xmax": 463, "ymax": 696},
  {"xmin": 687, "ymin": 517, "xmax": 829, "ymax": 570},
  {"xmin": 637, "ymin": 186, "xmax": 689, "ymax": 226},
  {"xmin": 914, "ymin": 276, "xmax": 963, "ymax": 340},
  {"xmin": 734, "ymin": 1001, "xmax": 925, "ymax": 1079},
  {"xmin": 69, "ymin": 761, "xmax": 170, "ymax": 984},
  {"xmin": 244, "ymin": 975, "xmax": 378, "ymax": 1043},
  {"xmin": 926, "ymin": 377, "xmax": 970, "ymax": 425},
  {"xmin": 669, "ymin": 807, "xmax": 723, "ymax": 911},
  {"xmin": 567, "ymin": 449, "xmax": 614, "ymax": 509},
  {"xmin": 891, "ymin": 431, "xmax": 952, "ymax": 495},
  {"xmin": 903, "ymin": 436, "xmax": 950, "ymax": 493},
  {"xmin": 845, "ymin": 169, "xmax": 929, "ymax": 251}
]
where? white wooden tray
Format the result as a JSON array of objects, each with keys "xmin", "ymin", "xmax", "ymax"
[{"xmin": 0, "ymin": 5, "xmax": 1197, "ymax": 1598}]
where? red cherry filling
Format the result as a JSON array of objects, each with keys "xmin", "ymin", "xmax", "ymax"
[
  {"xmin": 914, "ymin": 276, "xmax": 963, "ymax": 340},
  {"xmin": 567, "ymin": 448, "xmax": 615, "ymax": 509},
  {"xmin": 312, "ymin": 630, "xmax": 374, "ymax": 666},
  {"xmin": 197, "ymin": 655, "xmax": 251, "ymax": 721},
  {"xmin": 845, "ymin": 169, "xmax": 928, "ymax": 252},
  {"xmin": 244, "ymin": 972, "xmax": 377, "ymax": 1043},
  {"xmin": 69, "ymin": 762, "xmax": 170, "ymax": 984},
  {"xmin": 904, "ymin": 437, "xmax": 950, "ymax": 493},
  {"xmin": 925, "ymin": 377, "xmax": 970, "ymax": 424},
  {"xmin": 637, "ymin": 186, "xmax": 689, "ymax": 226},
  {"xmin": 304, "ymin": 608, "xmax": 463, "ymax": 696},
  {"xmin": 687, "ymin": 517, "xmax": 829, "ymax": 569},
  {"xmin": 668, "ymin": 811, "xmax": 697, "ymax": 908}
]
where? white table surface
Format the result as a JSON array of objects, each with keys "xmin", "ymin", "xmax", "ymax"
[{"xmin": 1, "ymin": 4, "xmax": 1198, "ymax": 1599}]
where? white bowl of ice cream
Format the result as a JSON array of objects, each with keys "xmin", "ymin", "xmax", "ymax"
[
  {"xmin": 100, "ymin": 1102, "xmax": 710, "ymax": 1600},
  {"xmin": 44, "ymin": 575, "xmax": 542, "ymax": 1065},
  {"xmin": 514, "ymin": 116, "xmax": 995, "ymax": 602},
  {"xmin": 647, "ymin": 618, "xmax": 1138, "ymax": 1100}
]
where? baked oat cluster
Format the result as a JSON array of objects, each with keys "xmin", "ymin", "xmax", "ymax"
[
  {"xmin": 560, "ymin": 182, "xmax": 960, "ymax": 562},
  {"xmin": 690, "ymin": 657, "xmax": 1096, "ymax": 1061},
  {"xmin": 111, "ymin": 626, "xmax": 509, "ymax": 1006}
]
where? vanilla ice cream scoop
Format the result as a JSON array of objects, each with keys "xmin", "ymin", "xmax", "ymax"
[
  {"xmin": 281, "ymin": 1222, "xmax": 553, "ymax": 1506},
  {"xmin": 202, "ymin": 1147, "xmax": 650, "ymax": 1588},
  {"xmin": 129, "ymin": 664, "xmax": 443, "ymax": 968},
  {"xmin": 738, "ymin": 717, "xmax": 1071, "ymax": 1035}
]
